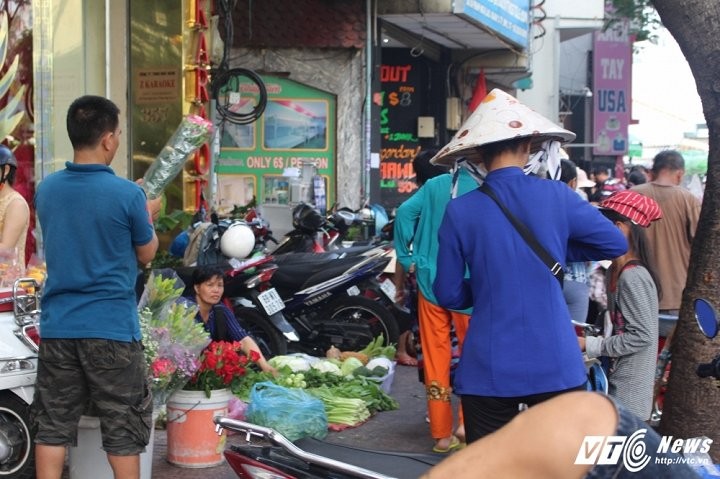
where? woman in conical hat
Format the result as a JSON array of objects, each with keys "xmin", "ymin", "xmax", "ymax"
[{"xmin": 431, "ymin": 89, "xmax": 629, "ymax": 443}]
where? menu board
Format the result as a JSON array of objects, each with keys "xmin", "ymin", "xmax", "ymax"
[{"xmin": 379, "ymin": 51, "xmax": 426, "ymax": 210}]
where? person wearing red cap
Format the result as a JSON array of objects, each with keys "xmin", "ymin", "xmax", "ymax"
[{"xmin": 579, "ymin": 190, "xmax": 663, "ymax": 420}]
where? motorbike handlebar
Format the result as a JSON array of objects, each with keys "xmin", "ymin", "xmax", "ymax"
[{"xmin": 697, "ymin": 356, "xmax": 720, "ymax": 379}]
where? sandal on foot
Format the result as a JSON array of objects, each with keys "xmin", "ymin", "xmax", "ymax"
[{"xmin": 432, "ymin": 435, "xmax": 462, "ymax": 453}]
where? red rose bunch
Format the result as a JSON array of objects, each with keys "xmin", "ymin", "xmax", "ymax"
[{"xmin": 185, "ymin": 341, "xmax": 260, "ymax": 397}]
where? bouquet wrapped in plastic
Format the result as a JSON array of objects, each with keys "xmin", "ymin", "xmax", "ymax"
[
  {"xmin": 138, "ymin": 270, "xmax": 211, "ymax": 409},
  {"xmin": 141, "ymin": 115, "xmax": 213, "ymax": 199}
]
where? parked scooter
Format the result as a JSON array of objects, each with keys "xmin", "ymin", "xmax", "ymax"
[
  {"xmin": 0, "ymin": 278, "xmax": 42, "ymax": 478},
  {"xmin": 214, "ymin": 416, "xmax": 444, "ymax": 479},
  {"xmin": 248, "ymin": 248, "xmax": 400, "ymax": 357},
  {"xmin": 272, "ymin": 203, "xmax": 385, "ymax": 255}
]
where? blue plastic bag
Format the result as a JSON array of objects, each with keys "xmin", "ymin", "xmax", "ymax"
[{"xmin": 246, "ymin": 381, "xmax": 328, "ymax": 441}]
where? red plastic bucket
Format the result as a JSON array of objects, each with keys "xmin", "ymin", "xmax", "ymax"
[{"xmin": 166, "ymin": 389, "xmax": 232, "ymax": 467}]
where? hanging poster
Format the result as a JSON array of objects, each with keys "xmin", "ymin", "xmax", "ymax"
[
  {"xmin": 217, "ymin": 76, "xmax": 336, "ymax": 212},
  {"xmin": 593, "ymin": 22, "xmax": 632, "ymax": 156}
]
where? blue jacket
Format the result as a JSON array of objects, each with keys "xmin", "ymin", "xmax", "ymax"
[{"xmin": 434, "ymin": 167, "xmax": 627, "ymax": 397}]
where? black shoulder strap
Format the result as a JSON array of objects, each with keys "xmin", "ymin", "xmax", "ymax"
[
  {"xmin": 212, "ymin": 304, "xmax": 230, "ymax": 342},
  {"xmin": 480, "ymin": 183, "xmax": 564, "ymax": 286}
]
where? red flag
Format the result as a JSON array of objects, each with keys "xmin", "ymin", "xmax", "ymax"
[{"xmin": 468, "ymin": 69, "xmax": 487, "ymax": 112}]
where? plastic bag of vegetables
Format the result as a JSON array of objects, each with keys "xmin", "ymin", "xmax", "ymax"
[{"xmin": 246, "ymin": 381, "xmax": 328, "ymax": 441}]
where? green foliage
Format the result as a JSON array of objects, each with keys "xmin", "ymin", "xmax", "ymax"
[
  {"xmin": 154, "ymin": 208, "xmax": 193, "ymax": 234},
  {"xmin": 229, "ymin": 196, "xmax": 257, "ymax": 220},
  {"xmin": 607, "ymin": 0, "xmax": 662, "ymax": 43},
  {"xmin": 149, "ymin": 250, "xmax": 184, "ymax": 270}
]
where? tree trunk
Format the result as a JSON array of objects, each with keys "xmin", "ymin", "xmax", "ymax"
[{"xmin": 651, "ymin": 0, "xmax": 720, "ymax": 461}]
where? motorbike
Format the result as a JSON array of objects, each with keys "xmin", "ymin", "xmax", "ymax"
[
  {"xmin": 236, "ymin": 247, "xmax": 400, "ymax": 357},
  {"xmin": 272, "ymin": 203, "xmax": 385, "ymax": 255},
  {"xmin": 0, "ymin": 278, "xmax": 42, "ymax": 479},
  {"xmin": 213, "ymin": 416, "xmax": 444, "ymax": 479}
]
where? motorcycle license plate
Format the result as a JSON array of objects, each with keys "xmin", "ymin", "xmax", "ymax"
[
  {"xmin": 379, "ymin": 278, "xmax": 396, "ymax": 302},
  {"xmin": 258, "ymin": 288, "xmax": 285, "ymax": 316}
]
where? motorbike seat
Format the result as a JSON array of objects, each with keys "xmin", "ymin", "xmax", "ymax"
[
  {"xmin": 270, "ymin": 254, "xmax": 371, "ymax": 294},
  {"xmin": 294, "ymin": 437, "xmax": 444, "ymax": 478},
  {"xmin": 328, "ymin": 244, "xmax": 383, "ymax": 257}
]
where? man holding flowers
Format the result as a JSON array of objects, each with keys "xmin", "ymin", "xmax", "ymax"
[{"xmin": 32, "ymin": 96, "xmax": 161, "ymax": 479}]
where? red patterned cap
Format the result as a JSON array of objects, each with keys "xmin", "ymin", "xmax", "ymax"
[{"xmin": 599, "ymin": 190, "xmax": 663, "ymax": 227}]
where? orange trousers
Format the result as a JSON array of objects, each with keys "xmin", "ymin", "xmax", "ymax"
[{"xmin": 417, "ymin": 291, "xmax": 470, "ymax": 439}]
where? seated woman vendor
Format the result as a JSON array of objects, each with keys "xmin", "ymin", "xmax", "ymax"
[{"xmin": 191, "ymin": 265, "xmax": 277, "ymax": 375}]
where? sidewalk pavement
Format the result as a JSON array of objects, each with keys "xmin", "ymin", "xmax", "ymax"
[{"xmin": 148, "ymin": 363, "xmax": 438, "ymax": 478}]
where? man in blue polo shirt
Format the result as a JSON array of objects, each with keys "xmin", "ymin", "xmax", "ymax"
[{"xmin": 33, "ymin": 95, "xmax": 160, "ymax": 479}]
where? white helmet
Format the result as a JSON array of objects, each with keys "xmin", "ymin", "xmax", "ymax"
[{"xmin": 220, "ymin": 222, "xmax": 255, "ymax": 259}]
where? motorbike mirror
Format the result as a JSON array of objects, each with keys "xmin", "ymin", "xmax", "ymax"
[{"xmin": 694, "ymin": 298, "xmax": 719, "ymax": 339}]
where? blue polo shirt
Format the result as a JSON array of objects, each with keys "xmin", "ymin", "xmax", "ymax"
[
  {"xmin": 35, "ymin": 162, "xmax": 154, "ymax": 341},
  {"xmin": 434, "ymin": 166, "xmax": 627, "ymax": 397}
]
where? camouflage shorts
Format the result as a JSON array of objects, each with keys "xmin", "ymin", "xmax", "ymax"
[{"xmin": 31, "ymin": 338, "xmax": 153, "ymax": 455}]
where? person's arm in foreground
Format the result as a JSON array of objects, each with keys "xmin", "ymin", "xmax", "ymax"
[
  {"xmin": 433, "ymin": 206, "xmax": 472, "ymax": 311},
  {"xmin": 421, "ymin": 391, "xmax": 617, "ymax": 479}
]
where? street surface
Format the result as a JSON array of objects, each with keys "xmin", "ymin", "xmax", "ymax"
[{"xmin": 149, "ymin": 363, "xmax": 443, "ymax": 478}]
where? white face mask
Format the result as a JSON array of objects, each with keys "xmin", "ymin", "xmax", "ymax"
[
  {"xmin": 524, "ymin": 140, "xmax": 563, "ymax": 180},
  {"xmin": 449, "ymin": 140, "xmax": 564, "ymax": 198}
]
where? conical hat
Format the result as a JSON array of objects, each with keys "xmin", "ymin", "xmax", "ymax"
[{"xmin": 430, "ymin": 88, "xmax": 576, "ymax": 166}]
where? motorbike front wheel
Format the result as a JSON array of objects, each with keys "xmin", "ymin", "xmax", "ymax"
[
  {"xmin": 234, "ymin": 306, "xmax": 288, "ymax": 358},
  {"xmin": 0, "ymin": 392, "xmax": 34, "ymax": 479},
  {"xmin": 328, "ymin": 296, "xmax": 400, "ymax": 351}
]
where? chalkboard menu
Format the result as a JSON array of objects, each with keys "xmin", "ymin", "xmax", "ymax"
[{"xmin": 379, "ymin": 50, "xmax": 427, "ymax": 210}]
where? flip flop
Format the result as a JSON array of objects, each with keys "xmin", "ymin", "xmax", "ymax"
[
  {"xmin": 395, "ymin": 354, "xmax": 418, "ymax": 367},
  {"xmin": 432, "ymin": 435, "xmax": 464, "ymax": 453}
]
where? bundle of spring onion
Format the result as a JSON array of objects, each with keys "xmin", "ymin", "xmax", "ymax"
[{"xmin": 308, "ymin": 386, "xmax": 371, "ymax": 426}]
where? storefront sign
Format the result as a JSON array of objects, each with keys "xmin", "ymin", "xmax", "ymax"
[
  {"xmin": 135, "ymin": 69, "xmax": 180, "ymax": 105},
  {"xmin": 217, "ymin": 76, "xmax": 336, "ymax": 211},
  {"xmin": 454, "ymin": 0, "xmax": 530, "ymax": 49},
  {"xmin": 379, "ymin": 52, "xmax": 426, "ymax": 210},
  {"xmin": 593, "ymin": 23, "xmax": 632, "ymax": 156}
]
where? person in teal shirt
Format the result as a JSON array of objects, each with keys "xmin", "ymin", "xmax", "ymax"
[{"xmin": 394, "ymin": 154, "xmax": 477, "ymax": 453}]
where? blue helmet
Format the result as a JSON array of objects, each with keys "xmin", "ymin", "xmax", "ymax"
[{"xmin": 0, "ymin": 145, "xmax": 16, "ymax": 168}]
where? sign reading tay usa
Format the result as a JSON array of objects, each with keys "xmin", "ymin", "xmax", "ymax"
[{"xmin": 593, "ymin": 23, "xmax": 632, "ymax": 156}]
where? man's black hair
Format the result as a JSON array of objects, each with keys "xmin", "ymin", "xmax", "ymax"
[
  {"xmin": 652, "ymin": 150, "xmax": 685, "ymax": 175},
  {"xmin": 558, "ymin": 159, "xmax": 578, "ymax": 184},
  {"xmin": 66, "ymin": 95, "xmax": 120, "ymax": 150}
]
